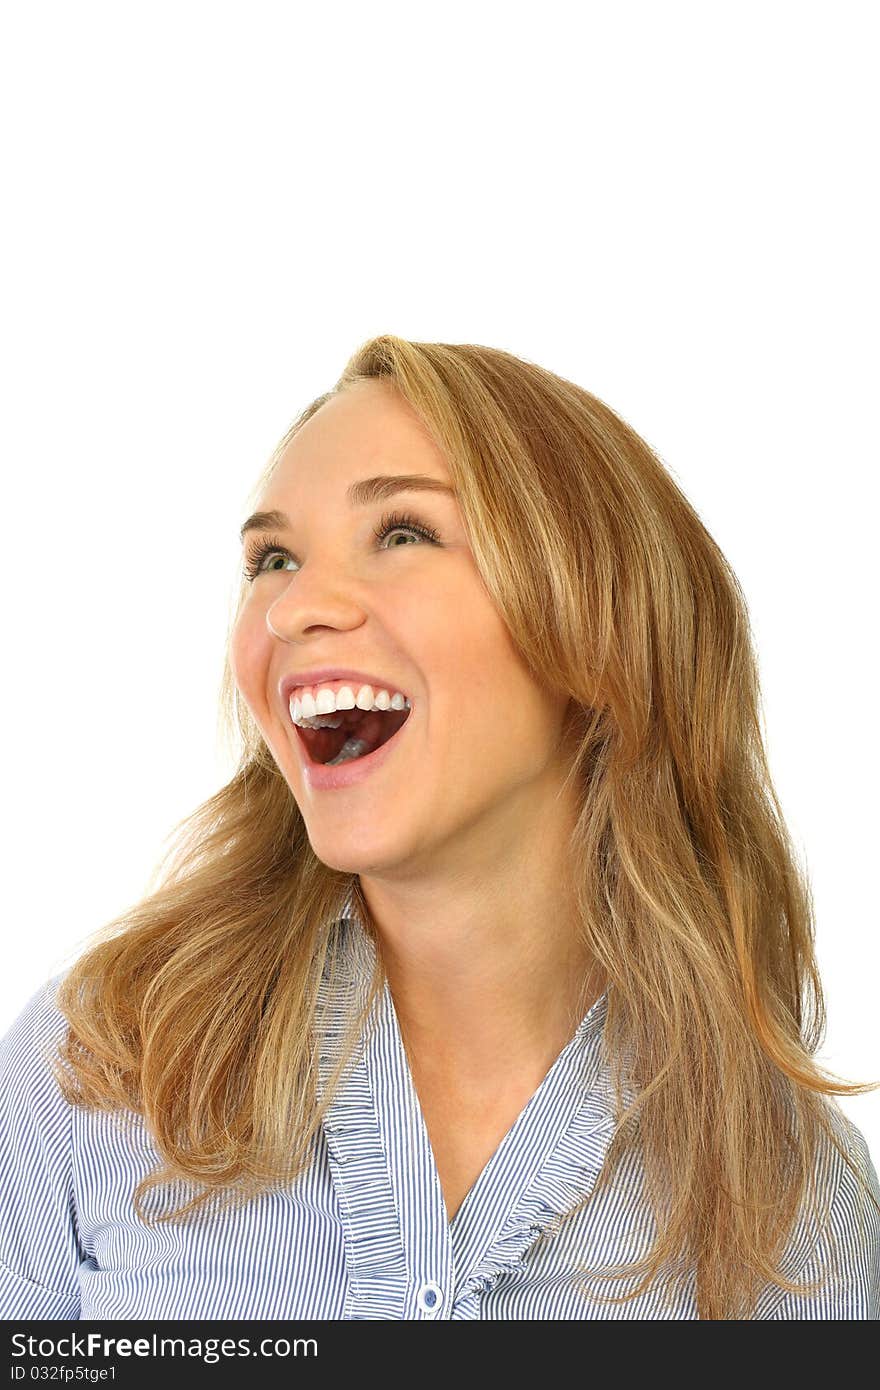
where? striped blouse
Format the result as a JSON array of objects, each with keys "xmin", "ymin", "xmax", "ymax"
[{"xmin": 2, "ymin": 891, "xmax": 878, "ymax": 1320}]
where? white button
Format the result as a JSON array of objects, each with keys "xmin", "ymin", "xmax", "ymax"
[{"xmin": 416, "ymin": 1280, "xmax": 444, "ymax": 1314}]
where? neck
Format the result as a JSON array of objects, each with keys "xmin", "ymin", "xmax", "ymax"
[{"xmin": 355, "ymin": 812, "xmax": 604, "ymax": 1092}]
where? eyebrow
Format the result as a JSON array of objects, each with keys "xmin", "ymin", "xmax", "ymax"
[{"xmin": 239, "ymin": 473, "xmax": 457, "ymax": 542}]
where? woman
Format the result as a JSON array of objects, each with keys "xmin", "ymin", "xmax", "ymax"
[{"xmin": 1, "ymin": 335, "xmax": 877, "ymax": 1321}]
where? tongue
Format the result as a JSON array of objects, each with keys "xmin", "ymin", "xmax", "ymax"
[
  {"xmin": 341, "ymin": 709, "xmax": 387, "ymax": 755},
  {"xmin": 302, "ymin": 707, "xmax": 409, "ymax": 764}
]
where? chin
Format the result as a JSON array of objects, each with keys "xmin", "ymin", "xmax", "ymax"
[{"xmin": 303, "ymin": 831, "xmax": 403, "ymax": 878}]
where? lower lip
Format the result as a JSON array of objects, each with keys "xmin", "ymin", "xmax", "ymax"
[{"xmin": 292, "ymin": 707, "xmax": 414, "ymax": 790}]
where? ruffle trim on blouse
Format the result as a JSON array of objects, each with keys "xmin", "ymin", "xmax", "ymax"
[
  {"xmin": 455, "ymin": 992, "xmax": 624, "ymax": 1303},
  {"xmin": 316, "ymin": 898, "xmax": 412, "ymax": 1319}
]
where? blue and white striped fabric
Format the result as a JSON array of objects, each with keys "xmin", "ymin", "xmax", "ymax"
[{"xmin": 2, "ymin": 888, "xmax": 878, "ymax": 1320}]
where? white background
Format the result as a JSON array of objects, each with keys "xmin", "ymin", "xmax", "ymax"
[{"xmin": 1, "ymin": 2, "xmax": 877, "ymax": 1159}]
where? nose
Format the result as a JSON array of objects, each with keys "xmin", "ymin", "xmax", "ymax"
[{"xmin": 266, "ymin": 566, "xmax": 367, "ymax": 643}]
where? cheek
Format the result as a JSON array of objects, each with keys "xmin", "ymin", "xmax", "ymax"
[
  {"xmin": 440, "ymin": 690, "xmax": 560, "ymax": 800},
  {"xmin": 446, "ymin": 598, "xmax": 535, "ymax": 713},
  {"xmin": 436, "ymin": 613, "xmax": 565, "ymax": 786},
  {"xmin": 229, "ymin": 612, "xmax": 271, "ymax": 708},
  {"xmin": 458, "ymin": 700, "xmax": 556, "ymax": 767}
]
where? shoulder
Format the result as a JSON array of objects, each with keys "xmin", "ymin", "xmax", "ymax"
[
  {"xmin": 824, "ymin": 1106, "xmax": 880, "ymax": 1279},
  {"xmin": 0, "ymin": 971, "xmax": 82, "ymax": 1318},
  {"xmin": 0, "ymin": 970, "xmax": 74, "ymax": 1147},
  {"xmin": 765, "ymin": 1104, "xmax": 880, "ymax": 1319},
  {"xmin": 0, "ymin": 973, "xmax": 70, "ymax": 1067}
]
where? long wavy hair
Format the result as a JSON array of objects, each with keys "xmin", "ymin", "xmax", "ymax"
[{"xmin": 52, "ymin": 334, "xmax": 878, "ymax": 1319}]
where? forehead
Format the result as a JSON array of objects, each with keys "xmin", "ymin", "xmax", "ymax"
[{"xmin": 271, "ymin": 380, "xmax": 451, "ymax": 493}]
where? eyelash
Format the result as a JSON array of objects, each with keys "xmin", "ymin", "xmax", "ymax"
[{"xmin": 242, "ymin": 509, "xmax": 442, "ymax": 582}]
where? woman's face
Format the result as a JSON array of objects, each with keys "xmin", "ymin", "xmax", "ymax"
[{"xmin": 230, "ymin": 378, "xmax": 574, "ymax": 878}]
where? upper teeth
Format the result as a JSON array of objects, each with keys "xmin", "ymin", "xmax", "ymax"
[{"xmin": 289, "ymin": 683, "xmax": 411, "ymax": 728}]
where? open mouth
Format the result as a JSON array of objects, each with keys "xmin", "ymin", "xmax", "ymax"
[{"xmin": 293, "ymin": 703, "xmax": 412, "ymax": 766}]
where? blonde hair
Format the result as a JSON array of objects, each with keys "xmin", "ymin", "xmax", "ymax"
[{"xmin": 53, "ymin": 334, "xmax": 878, "ymax": 1319}]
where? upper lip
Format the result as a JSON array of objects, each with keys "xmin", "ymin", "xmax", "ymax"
[{"xmin": 278, "ymin": 668, "xmax": 412, "ymax": 708}]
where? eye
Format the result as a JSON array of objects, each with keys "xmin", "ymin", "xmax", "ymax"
[
  {"xmin": 242, "ymin": 509, "xmax": 442, "ymax": 582},
  {"xmin": 242, "ymin": 534, "xmax": 293, "ymax": 582},
  {"xmin": 372, "ymin": 509, "xmax": 441, "ymax": 549}
]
